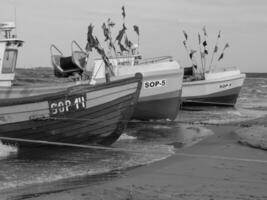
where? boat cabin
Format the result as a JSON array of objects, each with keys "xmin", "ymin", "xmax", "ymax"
[
  {"xmin": 183, "ymin": 66, "xmax": 205, "ymax": 82},
  {"xmin": 93, "ymin": 54, "xmax": 142, "ymax": 79},
  {"xmin": 0, "ymin": 22, "xmax": 23, "ymax": 87}
]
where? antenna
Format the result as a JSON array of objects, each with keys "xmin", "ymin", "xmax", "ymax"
[{"xmin": 14, "ymin": 0, "xmax": 17, "ymax": 37}]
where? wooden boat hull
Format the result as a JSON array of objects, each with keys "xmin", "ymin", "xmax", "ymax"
[
  {"xmin": 0, "ymin": 74, "xmax": 142, "ymax": 147},
  {"xmin": 182, "ymin": 71, "xmax": 246, "ymax": 106},
  {"xmin": 94, "ymin": 59, "xmax": 183, "ymax": 120}
]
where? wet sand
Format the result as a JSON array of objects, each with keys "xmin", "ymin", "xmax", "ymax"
[
  {"xmin": 236, "ymin": 126, "xmax": 267, "ymax": 150},
  {"xmin": 5, "ymin": 124, "xmax": 267, "ymax": 200},
  {"xmin": 235, "ymin": 115, "xmax": 267, "ymax": 151}
]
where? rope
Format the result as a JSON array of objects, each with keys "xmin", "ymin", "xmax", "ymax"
[
  {"xmin": 42, "ymin": 116, "xmax": 130, "ymax": 124},
  {"xmin": 128, "ymin": 120, "xmax": 251, "ymax": 128},
  {"xmin": 0, "ymin": 136, "xmax": 170, "ymax": 155},
  {"xmin": 92, "ymin": 60, "xmax": 105, "ymax": 80},
  {"xmin": 32, "ymin": 116, "xmax": 253, "ymax": 128},
  {"xmin": 2, "ymin": 135, "xmax": 265, "ymax": 165},
  {"xmin": 175, "ymin": 152, "xmax": 267, "ymax": 164},
  {"xmin": 137, "ymin": 56, "xmax": 172, "ymax": 65},
  {"xmin": 174, "ymin": 120, "xmax": 247, "ymax": 127}
]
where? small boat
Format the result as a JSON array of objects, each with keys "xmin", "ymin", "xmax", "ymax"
[
  {"xmin": 182, "ymin": 66, "xmax": 246, "ymax": 106},
  {"xmin": 180, "ymin": 28, "xmax": 246, "ymax": 107},
  {"xmin": 0, "ymin": 22, "xmax": 142, "ymax": 147},
  {"xmin": 93, "ymin": 55, "xmax": 183, "ymax": 120}
]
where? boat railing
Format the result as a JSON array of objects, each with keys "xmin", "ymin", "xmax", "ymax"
[
  {"xmin": 209, "ymin": 66, "xmax": 238, "ymax": 73},
  {"xmin": 50, "ymin": 44, "xmax": 63, "ymax": 57},
  {"xmin": 50, "ymin": 44, "xmax": 84, "ymax": 78},
  {"xmin": 50, "ymin": 44, "xmax": 64, "ymax": 72},
  {"xmin": 136, "ymin": 56, "xmax": 173, "ymax": 65},
  {"xmin": 71, "ymin": 40, "xmax": 86, "ymax": 55},
  {"xmin": 71, "ymin": 40, "xmax": 88, "ymax": 70}
]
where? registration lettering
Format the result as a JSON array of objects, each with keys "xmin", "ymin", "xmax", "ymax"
[
  {"xmin": 219, "ymin": 83, "xmax": 232, "ymax": 89},
  {"xmin": 118, "ymin": 60, "xmax": 131, "ymax": 66},
  {"xmin": 144, "ymin": 80, "xmax": 166, "ymax": 89},
  {"xmin": 49, "ymin": 95, "xmax": 86, "ymax": 115}
]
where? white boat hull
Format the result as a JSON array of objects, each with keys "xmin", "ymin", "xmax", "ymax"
[
  {"xmin": 94, "ymin": 58, "xmax": 183, "ymax": 120},
  {"xmin": 182, "ymin": 70, "xmax": 246, "ymax": 106}
]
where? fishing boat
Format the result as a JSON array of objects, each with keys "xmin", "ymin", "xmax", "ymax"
[
  {"xmin": 0, "ymin": 22, "xmax": 142, "ymax": 147},
  {"xmin": 180, "ymin": 29, "xmax": 246, "ymax": 106},
  {"xmin": 93, "ymin": 55, "xmax": 183, "ymax": 121},
  {"xmin": 82, "ymin": 12, "xmax": 183, "ymax": 121},
  {"xmin": 182, "ymin": 66, "xmax": 246, "ymax": 106}
]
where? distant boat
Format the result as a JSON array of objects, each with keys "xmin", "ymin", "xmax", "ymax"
[
  {"xmin": 93, "ymin": 55, "xmax": 183, "ymax": 121},
  {"xmin": 182, "ymin": 66, "xmax": 246, "ymax": 106},
  {"xmin": 180, "ymin": 28, "xmax": 246, "ymax": 107},
  {"xmin": 0, "ymin": 22, "xmax": 142, "ymax": 147}
]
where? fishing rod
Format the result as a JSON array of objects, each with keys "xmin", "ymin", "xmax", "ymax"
[
  {"xmin": 208, "ymin": 30, "xmax": 221, "ymax": 72},
  {"xmin": 182, "ymin": 31, "xmax": 198, "ymax": 72},
  {"xmin": 202, "ymin": 26, "xmax": 208, "ymax": 72},
  {"xmin": 197, "ymin": 33, "xmax": 205, "ymax": 76}
]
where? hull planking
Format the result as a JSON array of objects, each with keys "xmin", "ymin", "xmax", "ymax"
[{"xmin": 0, "ymin": 74, "xmax": 142, "ymax": 147}]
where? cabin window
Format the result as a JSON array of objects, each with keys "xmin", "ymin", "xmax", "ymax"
[{"xmin": 2, "ymin": 49, "xmax": 18, "ymax": 73}]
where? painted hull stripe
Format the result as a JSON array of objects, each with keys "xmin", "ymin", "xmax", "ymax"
[
  {"xmin": 0, "ymin": 83, "xmax": 138, "ymax": 124},
  {"xmin": 139, "ymin": 90, "xmax": 181, "ymax": 102},
  {"xmin": 0, "ymin": 75, "xmax": 141, "ymax": 105},
  {"xmin": 133, "ymin": 96, "xmax": 181, "ymax": 120},
  {"xmin": 0, "ymin": 101, "xmax": 49, "ymax": 115},
  {"xmin": 182, "ymin": 87, "xmax": 242, "ymax": 106},
  {"xmin": 182, "ymin": 74, "xmax": 245, "ymax": 86},
  {"xmin": 86, "ymin": 82, "xmax": 138, "ymax": 99},
  {"xmin": 86, "ymin": 89, "xmax": 136, "ymax": 108},
  {"xmin": 0, "ymin": 87, "xmax": 137, "ymax": 115},
  {"xmin": 0, "ymin": 91, "xmax": 136, "ymax": 124},
  {"xmin": 0, "ymin": 82, "xmax": 138, "ymax": 114},
  {"xmin": 183, "ymin": 86, "xmax": 242, "ymax": 100},
  {"xmin": 0, "ymin": 95, "xmax": 133, "ymax": 128}
]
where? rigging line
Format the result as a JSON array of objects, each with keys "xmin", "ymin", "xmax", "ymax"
[
  {"xmin": 46, "ymin": 116, "xmax": 129, "ymax": 123},
  {"xmin": 13, "ymin": 0, "xmax": 17, "ymax": 36},
  {"xmin": 35, "ymin": 116, "xmax": 141, "ymax": 123},
  {"xmin": 92, "ymin": 59, "xmax": 106, "ymax": 80},
  {"xmin": 128, "ymin": 120, "xmax": 250, "ymax": 128},
  {"xmin": 175, "ymin": 120, "xmax": 246, "ymax": 127},
  {"xmin": 44, "ymin": 117, "xmax": 252, "ymax": 128},
  {"xmin": 0, "ymin": 136, "xmax": 171, "ymax": 155},
  {"xmin": 34, "ymin": 115, "xmax": 169, "ymax": 123},
  {"xmin": 27, "ymin": 113, "xmax": 252, "ymax": 128}
]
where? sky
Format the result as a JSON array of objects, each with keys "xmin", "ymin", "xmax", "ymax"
[{"xmin": 0, "ymin": 0, "xmax": 267, "ymax": 72}]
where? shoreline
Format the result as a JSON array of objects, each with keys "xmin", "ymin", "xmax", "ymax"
[{"xmin": 2, "ymin": 123, "xmax": 267, "ymax": 200}]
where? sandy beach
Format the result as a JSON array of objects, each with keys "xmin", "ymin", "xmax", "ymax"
[{"xmin": 2, "ymin": 121, "xmax": 266, "ymax": 200}]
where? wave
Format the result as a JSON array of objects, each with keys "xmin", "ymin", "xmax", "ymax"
[
  {"xmin": 118, "ymin": 133, "xmax": 137, "ymax": 141},
  {"xmin": 0, "ymin": 142, "xmax": 17, "ymax": 159},
  {"xmin": 0, "ymin": 143, "xmax": 175, "ymax": 191}
]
